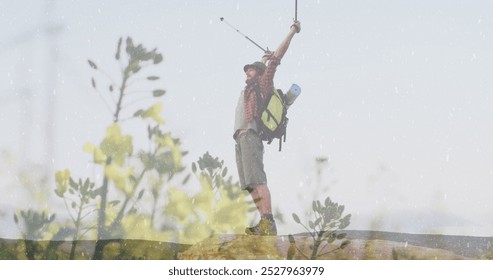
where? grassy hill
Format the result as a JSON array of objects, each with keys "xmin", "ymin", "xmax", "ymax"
[{"xmin": 1, "ymin": 230, "xmax": 491, "ymax": 260}]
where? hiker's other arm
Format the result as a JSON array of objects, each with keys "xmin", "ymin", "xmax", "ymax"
[
  {"xmin": 259, "ymin": 22, "xmax": 301, "ymax": 97},
  {"xmin": 273, "ymin": 21, "xmax": 301, "ymax": 60}
]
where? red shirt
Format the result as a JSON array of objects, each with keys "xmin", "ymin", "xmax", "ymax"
[{"xmin": 243, "ymin": 56, "xmax": 281, "ymax": 124}]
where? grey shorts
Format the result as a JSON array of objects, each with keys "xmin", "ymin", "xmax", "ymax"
[{"xmin": 235, "ymin": 130, "xmax": 267, "ymax": 191}]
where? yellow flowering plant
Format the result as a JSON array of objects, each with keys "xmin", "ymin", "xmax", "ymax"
[
  {"xmin": 14, "ymin": 38, "xmax": 253, "ymax": 260},
  {"xmin": 84, "ymin": 37, "xmax": 187, "ymax": 259},
  {"xmin": 163, "ymin": 152, "xmax": 253, "ymax": 244}
]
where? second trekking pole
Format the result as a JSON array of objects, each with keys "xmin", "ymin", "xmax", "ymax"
[{"xmin": 219, "ymin": 17, "xmax": 268, "ymax": 53}]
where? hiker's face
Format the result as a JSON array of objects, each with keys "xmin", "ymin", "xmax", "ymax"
[{"xmin": 245, "ymin": 67, "xmax": 258, "ymax": 81}]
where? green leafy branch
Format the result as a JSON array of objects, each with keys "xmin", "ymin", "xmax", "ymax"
[
  {"xmin": 86, "ymin": 37, "xmax": 182, "ymax": 259},
  {"xmin": 192, "ymin": 152, "xmax": 228, "ymax": 189},
  {"xmin": 292, "ymin": 196, "xmax": 351, "ymax": 259},
  {"xmin": 55, "ymin": 173, "xmax": 99, "ymax": 259},
  {"xmin": 13, "ymin": 209, "xmax": 56, "ymax": 259},
  {"xmin": 88, "ymin": 37, "xmax": 164, "ymax": 123},
  {"xmin": 192, "ymin": 151, "xmax": 247, "ymax": 202}
]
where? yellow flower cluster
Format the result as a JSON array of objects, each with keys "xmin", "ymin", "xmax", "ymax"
[
  {"xmin": 122, "ymin": 214, "xmax": 175, "ymax": 242},
  {"xmin": 143, "ymin": 103, "xmax": 165, "ymax": 124},
  {"xmin": 54, "ymin": 169, "xmax": 71, "ymax": 197},
  {"xmin": 100, "ymin": 124, "xmax": 133, "ymax": 166},
  {"xmin": 83, "ymin": 143, "xmax": 107, "ymax": 164},
  {"xmin": 83, "ymin": 124, "xmax": 133, "ymax": 166},
  {"xmin": 164, "ymin": 175, "xmax": 250, "ymax": 244},
  {"xmin": 104, "ymin": 164, "xmax": 135, "ymax": 195},
  {"xmin": 82, "ymin": 124, "xmax": 136, "ymax": 197}
]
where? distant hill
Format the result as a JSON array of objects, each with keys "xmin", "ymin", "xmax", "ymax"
[{"xmin": 340, "ymin": 230, "xmax": 493, "ymax": 258}]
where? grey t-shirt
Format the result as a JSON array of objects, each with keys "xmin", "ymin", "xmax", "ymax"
[{"xmin": 234, "ymin": 90, "xmax": 257, "ymax": 136}]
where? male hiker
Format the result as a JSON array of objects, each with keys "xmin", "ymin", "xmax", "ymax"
[{"xmin": 234, "ymin": 21, "xmax": 301, "ymax": 235}]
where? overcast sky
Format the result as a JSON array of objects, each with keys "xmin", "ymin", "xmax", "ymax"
[{"xmin": 1, "ymin": 0, "xmax": 493, "ymax": 238}]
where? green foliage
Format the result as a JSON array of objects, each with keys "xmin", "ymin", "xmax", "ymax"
[
  {"xmin": 193, "ymin": 151, "xmax": 244, "ymax": 201},
  {"xmin": 193, "ymin": 151, "xmax": 222, "ymax": 176},
  {"xmin": 88, "ymin": 36, "xmax": 166, "ymax": 123},
  {"xmin": 14, "ymin": 209, "xmax": 56, "ymax": 240},
  {"xmin": 13, "ymin": 209, "xmax": 56, "ymax": 259},
  {"xmin": 0, "ymin": 238, "xmax": 190, "ymax": 260},
  {"xmin": 54, "ymin": 175, "xmax": 99, "ymax": 259},
  {"xmin": 0, "ymin": 242, "xmax": 17, "ymax": 260},
  {"xmin": 291, "ymin": 196, "xmax": 351, "ymax": 259},
  {"xmin": 192, "ymin": 151, "xmax": 237, "ymax": 198}
]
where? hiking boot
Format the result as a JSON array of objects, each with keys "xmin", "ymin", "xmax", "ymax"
[{"xmin": 245, "ymin": 218, "xmax": 277, "ymax": 236}]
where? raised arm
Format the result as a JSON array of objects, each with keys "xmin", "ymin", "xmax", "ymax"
[
  {"xmin": 273, "ymin": 21, "xmax": 301, "ymax": 60},
  {"xmin": 259, "ymin": 21, "xmax": 301, "ymax": 98},
  {"xmin": 261, "ymin": 21, "xmax": 301, "ymax": 63}
]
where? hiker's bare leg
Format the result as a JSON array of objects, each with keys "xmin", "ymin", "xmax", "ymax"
[
  {"xmin": 246, "ymin": 183, "xmax": 277, "ymax": 235},
  {"xmin": 250, "ymin": 184, "xmax": 272, "ymax": 215}
]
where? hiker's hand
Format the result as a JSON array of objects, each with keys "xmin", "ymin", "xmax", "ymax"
[
  {"xmin": 261, "ymin": 50, "xmax": 273, "ymax": 62},
  {"xmin": 291, "ymin": 21, "xmax": 301, "ymax": 33},
  {"xmin": 262, "ymin": 50, "xmax": 273, "ymax": 59}
]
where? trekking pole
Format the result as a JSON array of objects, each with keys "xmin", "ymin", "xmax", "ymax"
[
  {"xmin": 219, "ymin": 17, "xmax": 268, "ymax": 53},
  {"xmin": 295, "ymin": 0, "xmax": 298, "ymax": 21}
]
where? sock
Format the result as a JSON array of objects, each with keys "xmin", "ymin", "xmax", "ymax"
[{"xmin": 261, "ymin": 214, "xmax": 275, "ymax": 222}]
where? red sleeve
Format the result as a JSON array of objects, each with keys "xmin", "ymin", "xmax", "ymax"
[{"xmin": 259, "ymin": 55, "xmax": 280, "ymax": 100}]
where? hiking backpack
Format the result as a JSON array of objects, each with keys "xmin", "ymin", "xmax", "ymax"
[{"xmin": 256, "ymin": 88, "xmax": 289, "ymax": 151}]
